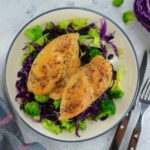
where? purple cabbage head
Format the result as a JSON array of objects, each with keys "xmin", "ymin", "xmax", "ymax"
[{"xmin": 134, "ymin": 0, "xmax": 150, "ymax": 32}]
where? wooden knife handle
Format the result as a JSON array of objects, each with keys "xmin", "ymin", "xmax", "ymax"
[
  {"xmin": 109, "ymin": 111, "xmax": 132, "ymax": 150},
  {"xmin": 127, "ymin": 117, "xmax": 141, "ymax": 150}
]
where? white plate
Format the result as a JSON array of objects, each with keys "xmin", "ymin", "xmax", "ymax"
[{"xmin": 4, "ymin": 7, "xmax": 139, "ymax": 142}]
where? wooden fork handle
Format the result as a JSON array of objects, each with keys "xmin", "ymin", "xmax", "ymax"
[
  {"xmin": 127, "ymin": 116, "xmax": 141, "ymax": 150},
  {"xmin": 109, "ymin": 111, "xmax": 132, "ymax": 150},
  {"xmin": 127, "ymin": 128, "xmax": 141, "ymax": 150}
]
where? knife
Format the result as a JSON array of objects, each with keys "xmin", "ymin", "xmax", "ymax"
[{"xmin": 109, "ymin": 50, "xmax": 148, "ymax": 150}]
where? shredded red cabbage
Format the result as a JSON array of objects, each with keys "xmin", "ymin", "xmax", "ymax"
[
  {"xmin": 113, "ymin": 70, "xmax": 117, "ymax": 80},
  {"xmin": 67, "ymin": 23, "xmax": 96, "ymax": 34},
  {"xmin": 104, "ymin": 32, "xmax": 115, "ymax": 42},
  {"xmin": 107, "ymin": 41, "xmax": 118, "ymax": 56},
  {"xmin": 74, "ymin": 93, "xmax": 108, "ymax": 136},
  {"xmin": 100, "ymin": 18, "xmax": 107, "ymax": 39},
  {"xmin": 100, "ymin": 43, "xmax": 107, "ymax": 58},
  {"xmin": 67, "ymin": 23, "xmax": 76, "ymax": 33},
  {"xmin": 43, "ymin": 23, "xmax": 66, "ymax": 39},
  {"xmin": 16, "ymin": 55, "xmax": 34, "ymax": 95},
  {"xmin": 80, "ymin": 45, "xmax": 90, "ymax": 65},
  {"xmin": 77, "ymin": 23, "xmax": 96, "ymax": 35},
  {"xmin": 34, "ymin": 44, "xmax": 44, "ymax": 52},
  {"xmin": 100, "ymin": 18, "xmax": 118, "ymax": 56},
  {"xmin": 40, "ymin": 99, "xmax": 59, "ymax": 123}
]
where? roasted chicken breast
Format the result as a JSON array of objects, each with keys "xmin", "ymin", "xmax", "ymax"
[
  {"xmin": 59, "ymin": 56, "xmax": 113, "ymax": 120},
  {"xmin": 27, "ymin": 33, "xmax": 80, "ymax": 96}
]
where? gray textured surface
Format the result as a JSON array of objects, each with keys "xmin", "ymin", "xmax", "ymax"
[{"xmin": 0, "ymin": 0, "xmax": 150, "ymax": 150}]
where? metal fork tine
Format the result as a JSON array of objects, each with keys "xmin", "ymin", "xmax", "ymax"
[
  {"xmin": 144, "ymin": 80, "xmax": 150, "ymax": 101},
  {"xmin": 141, "ymin": 77, "xmax": 150, "ymax": 99},
  {"xmin": 144, "ymin": 78, "xmax": 150, "ymax": 100},
  {"xmin": 148, "ymin": 91, "xmax": 150, "ymax": 101},
  {"xmin": 148, "ymin": 92, "xmax": 150, "ymax": 101},
  {"xmin": 147, "ymin": 80, "xmax": 150, "ymax": 101}
]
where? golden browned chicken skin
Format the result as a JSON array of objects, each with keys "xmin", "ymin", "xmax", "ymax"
[
  {"xmin": 49, "ymin": 34, "xmax": 80, "ymax": 99},
  {"xmin": 27, "ymin": 33, "xmax": 80, "ymax": 96},
  {"xmin": 59, "ymin": 56, "xmax": 113, "ymax": 120}
]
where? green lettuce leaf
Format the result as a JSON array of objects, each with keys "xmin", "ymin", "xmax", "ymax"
[
  {"xmin": 79, "ymin": 121, "xmax": 87, "ymax": 131},
  {"xmin": 35, "ymin": 34, "xmax": 49, "ymax": 46},
  {"xmin": 88, "ymin": 28, "xmax": 100, "ymax": 48},
  {"xmin": 59, "ymin": 18, "xmax": 88, "ymax": 30},
  {"xmin": 25, "ymin": 25, "xmax": 43, "ymax": 42},
  {"xmin": 42, "ymin": 119, "xmax": 62, "ymax": 134}
]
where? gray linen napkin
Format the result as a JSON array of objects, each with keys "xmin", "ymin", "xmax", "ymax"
[{"xmin": 0, "ymin": 97, "xmax": 46, "ymax": 150}]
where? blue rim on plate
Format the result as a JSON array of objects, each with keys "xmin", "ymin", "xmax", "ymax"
[{"xmin": 4, "ymin": 7, "xmax": 140, "ymax": 142}]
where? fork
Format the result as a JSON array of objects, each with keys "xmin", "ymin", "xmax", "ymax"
[{"xmin": 128, "ymin": 77, "xmax": 150, "ymax": 150}]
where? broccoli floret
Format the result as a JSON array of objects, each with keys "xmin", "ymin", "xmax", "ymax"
[
  {"xmin": 42, "ymin": 119, "xmax": 62, "ymax": 134},
  {"xmin": 88, "ymin": 28, "xmax": 100, "ymax": 48},
  {"xmin": 97, "ymin": 99, "xmax": 116, "ymax": 119},
  {"xmin": 109, "ymin": 69, "xmax": 125, "ymax": 99},
  {"xmin": 34, "ymin": 95, "xmax": 49, "ymax": 103},
  {"xmin": 61, "ymin": 120, "xmax": 75, "ymax": 133},
  {"xmin": 53, "ymin": 99, "xmax": 61, "ymax": 109},
  {"xmin": 112, "ymin": 0, "xmax": 124, "ymax": 7},
  {"xmin": 24, "ymin": 101, "xmax": 40, "ymax": 116},
  {"xmin": 123, "ymin": 10, "xmax": 136, "ymax": 24},
  {"xmin": 89, "ymin": 48, "xmax": 101, "ymax": 61},
  {"xmin": 109, "ymin": 81, "xmax": 124, "ymax": 98},
  {"xmin": 79, "ymin": 28, "xmax": 100, "ymax": 48},
  {"xmin": 78, "ymin": 28, "xmax": 100, "ymax": 49}
]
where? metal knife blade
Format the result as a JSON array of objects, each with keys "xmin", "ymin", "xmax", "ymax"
[
  {"xmin": 140, "ymin": 50, "xmax": 148, "ymax": 85},
  {"xmin": 131, "ymin": 50, "xmax": 148, "ymax": 110},
  {"xmin": 109, "ymin": 50, "xmax": 148, "ymax": 150}
]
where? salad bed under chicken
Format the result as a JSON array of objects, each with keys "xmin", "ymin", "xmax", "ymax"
[{"xmin": 16, "ymin": 18, "xmax": 125, "ymax": 136}]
